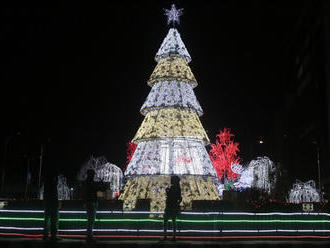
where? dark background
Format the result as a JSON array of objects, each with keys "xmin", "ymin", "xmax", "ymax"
[{"xmin": 1, "ymin": 0, "xmax": 329, "ymax": 193}]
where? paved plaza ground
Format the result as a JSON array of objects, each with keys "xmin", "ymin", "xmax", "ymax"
[{"xmin": 1, "ymin": 238, "xmax": 330, "ymax": 248}]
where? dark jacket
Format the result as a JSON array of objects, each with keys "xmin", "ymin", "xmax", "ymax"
[
  {"xmin": 165, "ymin": 185, "xmax": 182, "ymax": 213},
  {"xmin": 83, "ymin": 180, "xmax": 99, "ymax": 203},
  {"xmin": 44, "ymin": 176, "xmax": 58, "ymax": 208}
]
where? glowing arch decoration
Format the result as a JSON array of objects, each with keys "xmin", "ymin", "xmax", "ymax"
[{"xmin": 77, "ymin": 156, "xmax": 123, "ymax": 197}]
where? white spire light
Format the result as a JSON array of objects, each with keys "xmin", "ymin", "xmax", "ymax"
[{"xmin": 164, "ymin": 4, "xmax": 183, "ymax": 26}]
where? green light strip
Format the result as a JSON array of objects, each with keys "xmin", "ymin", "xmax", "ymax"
[
  {"xmin": 0, "ymin": 217, "xmax": 43, "ymax": 221},
  {"xmin": 177, "ymin": 219, "xmax": 330, "ymax": 223},
  {"xmin": 1, "ymin": 217, "xmax": 330, "ymax": 224}
]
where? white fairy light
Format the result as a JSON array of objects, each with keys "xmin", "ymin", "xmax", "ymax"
[
  {"xmin": 141, "ymin": 80, "xmax": 203, "ymax": 116},
  {"xmin": 125, "ymin": 137, "xmax": 217, "ymax": 177},
  {"xmin": 155, "ymin": 28, "xmax": 191, "ymax": 63},
  {"xmin": 250, "ymin": 156, "xmax": 276, "ymax": 194},
  {"xmin": 233, "ymin": 156, "xmax": 277, "ymax": 194},
  {"xmin": 230, "ymin": 163, "xmax": 244, "ymax": 175},
  {"xmin": 57, "ymin": 174, "xmax": 70, "ymax": 200},
  {"xmin": 288, "ymin": 180, "xmax": 320, "ymax": 204},
  {"xmin": 164, "ymin": 4, "xmax": 183, "ymax": 26},
  {"xmin": 233, "ymin": 165, "xmax": 254, "ymax": 189},
  {"xmin": 77, "ymin": 156, "xmax": 123, "ymax": 197}
]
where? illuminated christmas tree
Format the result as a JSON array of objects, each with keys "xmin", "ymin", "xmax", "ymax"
[{"xmin": 119, "ymin": 4, "xmax": 219, "ymax": 211}]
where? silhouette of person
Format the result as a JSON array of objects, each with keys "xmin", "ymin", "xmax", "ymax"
[
  {"xmin": 43, "ymin": 168, "xmax": 59, "ymax": 241},
  {"xmin": 83, "ymin": 169, "xmax": 99, "ymax": 241},
  {"xmin": 163, "ymin": 175, "xmax": 182, "ymax": 240}
]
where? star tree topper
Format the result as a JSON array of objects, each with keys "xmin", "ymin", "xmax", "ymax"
[{"xmin": 164, "ymin": 4, "xmax": 183, "ymax": 26}]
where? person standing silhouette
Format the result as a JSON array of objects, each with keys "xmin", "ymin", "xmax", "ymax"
[
  {"xmin": 83, "ymin": 169, "xmax": 98, "ymax": 241},
  {"xmin": 163, "ymin": 175, "xmax": 182, "ymax": 240},
  {"xmin": 43, "ymin": 169, "xmax": 59, "ymax": 241}
]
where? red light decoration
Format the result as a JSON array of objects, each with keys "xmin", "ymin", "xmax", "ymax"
[
  {"xmin": 125, "ymin": 141, "xmax": 137, "ymax": 171},
  {"xmin": 209, "ymin": 128, "xmax": 241, "ymax": 181}
]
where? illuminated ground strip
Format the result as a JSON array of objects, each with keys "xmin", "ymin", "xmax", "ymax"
[
  {"xmin": 1, "ymin": 210, "xmax": 330, "ymax": 216},
  {"xmin": 1, "ymin": 217, "xmax": 330, "ymax": 224},
  {"xmin": 1, "ymin": 227, "xmax": 330, "ymax": 233},
  {"xmin": 0, "ymin": 233, "xmax": 330, "ymax": 240}
]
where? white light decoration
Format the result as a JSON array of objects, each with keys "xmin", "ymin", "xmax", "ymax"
[
  {"xmin": 141, "ymin": 80, "xmax": 203, "ymax": 116},
  {"xmin": 233, "ymin": 165, "xmax": 254, "ymax": 190},
  {"xmin": 233, "ymin": 157, "xmax": 277, "ymax": 194},
  {"xmin": 57, "ymin": 174, "xmax": 70, "ymax": 200},
  {"xmin": 214, "ymin": 182, "xmax": 225, "ymax": 198},
  {"xmin": 77, "ymin": 156, "xmax": 106, "ymax": 181},
  {"xmin": 155, "ymin": 28, "xmax": 191, "ymax": 63},
  {"xmin": 39, "ymin": 174, "xmax": 71, "ymax": 200},
  {"xmin": 94, "ymin": 162, "xmax": 123, "ymax": 196},
  {"xmin": 125, "ymin": 138, "xmax": 217, "ymax": 177},
  {"xmin": 164, "ymin": 4, "xmax": 184, "ymax": 26},
  {"xmin": 288, "ymin": 180, "xmax": 320, "ymax": 204},
  {"xmin": 77, "ymin": 156, "xmax": 123, "ymax": 197},
  {"xmin": 231, "ymin": 163, "xmax": 244, "ymax": 175},
  {"xmin": 249, "ymin": 156, "xmax": 276, "ymax": 194}
]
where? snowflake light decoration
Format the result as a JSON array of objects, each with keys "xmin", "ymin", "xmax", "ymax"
[{"xmin": 164, "ymin": 4, "xmax": 183, "ymax": 26}]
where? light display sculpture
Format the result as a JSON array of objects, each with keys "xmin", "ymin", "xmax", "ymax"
[
  {"xmin": 233, "ymin": 156, "xmax": 277, "ymax": 194},
  {"xmin": 209, "ymin": 128, "xmax": 241, "ymax": 181},
  {"xmin": 288, "ymin": 180, "xmax": 320, "ymax": 204},
  {"xmin": 119, "ymin": 5, "xmax": 219, "ymax": 211},
  {"xmin": 77, "ymin": 156, "xmax": 123, "ymax": 197}
]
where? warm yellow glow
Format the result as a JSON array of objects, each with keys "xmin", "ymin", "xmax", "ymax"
[
  {"xmin": 132, "ymin": 108, "xmax": 210, "ymax": 144},
  {"xmin": 119, "ymin": 175, "xmax": 220, "ymax": 212},
  {"xmin": 148, "ymin": 56, "xmax": 197, "ymax": 88}
]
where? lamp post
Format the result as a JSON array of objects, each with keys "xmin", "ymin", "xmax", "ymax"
[
  {"xmin": 38, "ymin": 144, "xmax": 43, "ymax": 190},
  {"xmin": 312, "ymin": 141, "xmax": 321, "ymax": 192}
]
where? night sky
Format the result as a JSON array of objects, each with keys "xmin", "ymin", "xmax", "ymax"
[{"xmin": 1, "ymin": 1, "xmax": 320, "ymax": 186}]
